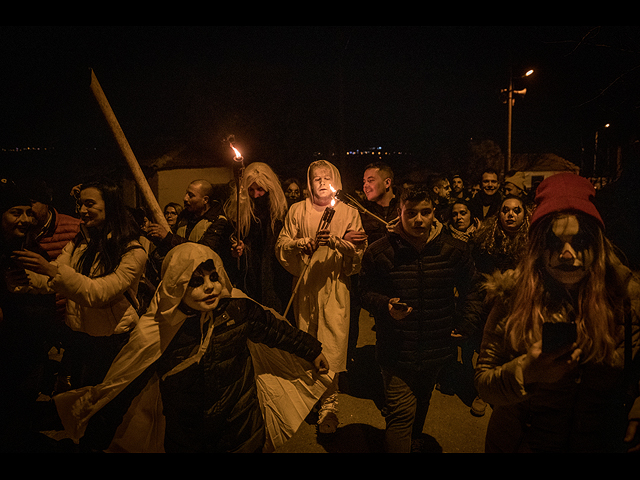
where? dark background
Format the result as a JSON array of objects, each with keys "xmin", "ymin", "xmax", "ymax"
[{"xmin": 2, "ymin": 26, "xmax": 639, "ymax": 195}]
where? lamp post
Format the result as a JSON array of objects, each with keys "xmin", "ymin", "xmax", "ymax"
[
  {"xmin": 593, "ymin": 123, "xmax": 610, "ymax": 178},
  {"xmin": 504, "ymin": 68, "xmax": 534, "ymax": 176}
]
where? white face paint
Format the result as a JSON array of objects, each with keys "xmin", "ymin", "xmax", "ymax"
[
  {"xmin": 543, "ymin": 214, "xmax": 594, "ymax": 287},
  {"xmin": 182, "ymin": 264, "xmax": 224, "ymax": 312},
  {"xmin": 500, "ymin": 198, "xmax": 525, "ymax": 233}
]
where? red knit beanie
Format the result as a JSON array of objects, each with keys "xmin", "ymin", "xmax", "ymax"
[{"xmin": 530, "ymin": 172, "xmax": 604, "ymax": 229}]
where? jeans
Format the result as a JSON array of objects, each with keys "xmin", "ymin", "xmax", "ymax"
[{"xmin": 381, "ymin": 365, "xmax": 444, "ymax": 453}]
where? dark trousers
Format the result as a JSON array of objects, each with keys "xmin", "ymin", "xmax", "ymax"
[
  {"xmin": 60, "ymin": 326, "xmax": 130, "ymax": 389},
  {"xmin": 381, "ymin": 365, "xmax": 444, "ymax": 453}
]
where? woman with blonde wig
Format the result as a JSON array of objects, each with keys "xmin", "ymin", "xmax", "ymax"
[
  {"xmin": 224, "ymin": 162, "xmax": 291, "ymax": 312},
  {"xmin": 475, "ymin": 173, "xmax": 640, "ymax": 453}
]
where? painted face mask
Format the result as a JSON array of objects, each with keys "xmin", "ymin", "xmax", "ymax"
[{"xmin": 543, "ymin": 214, "xmax": 595, "ymax": 288}]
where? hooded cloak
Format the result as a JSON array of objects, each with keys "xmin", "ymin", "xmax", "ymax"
[{"xmin": 55, "ymin": 243, "xmax": 332, "ymax": 452}]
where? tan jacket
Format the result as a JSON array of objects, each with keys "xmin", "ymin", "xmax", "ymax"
[
  {"xmin": 28, "ymin": 240, "xmax": 147, "ymax": 336},
  {"xmin": 475, "ymin": 267, "xmax": 640, "ymax": 452}
]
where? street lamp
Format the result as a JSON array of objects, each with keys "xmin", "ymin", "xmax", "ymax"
[{"xmin": 504, "ymin": 68, "xmax": 534, "ymax": 175}]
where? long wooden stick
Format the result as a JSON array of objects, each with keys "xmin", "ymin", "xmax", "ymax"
[{"xmin": 89, "ymin": 68, "xmax": 169, "ymax": 230}]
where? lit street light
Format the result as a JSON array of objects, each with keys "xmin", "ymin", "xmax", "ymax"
[{"xmin": 503, "ymin": 68, "xmax": 534, "ymax": 176}]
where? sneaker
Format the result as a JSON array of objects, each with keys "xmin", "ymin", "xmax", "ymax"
[
  {"xmin": 317, "ymin": 411, "xmax": 339, "ymax": 434},
  {"xmin": 470, "ymin": 395, "xmax": 486, "ymax": 417}
]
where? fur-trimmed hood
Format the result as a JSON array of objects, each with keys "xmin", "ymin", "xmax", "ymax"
[{"xmin": 482, "ymin": 268, "xmax": 520, "ymax": 305}]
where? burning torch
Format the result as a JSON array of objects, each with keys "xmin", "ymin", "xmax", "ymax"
[
  {"xmin": 335, "ymin": 189, "xmax": 390, "ymax": 227},
  {"xmin": 229, "ymin": 137, "xmax": 244, "ymax": 267}
]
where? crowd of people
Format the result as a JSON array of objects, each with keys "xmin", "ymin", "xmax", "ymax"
[{"xmin": 0, "ymin": 157, "xmax": 639, "ymax": 453}]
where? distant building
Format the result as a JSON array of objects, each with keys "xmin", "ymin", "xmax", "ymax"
[{"xmin": 510, "ymin": 153, "xmax": 580, "ymax": 191}]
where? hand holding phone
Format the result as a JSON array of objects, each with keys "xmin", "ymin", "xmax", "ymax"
[
  {"xmin": 389, "ymin": 298, "xmax": 412, "ymax": 320},
  {"xmin": 542, "ymin": 322, "xmax": 577, "ymax": 353}
]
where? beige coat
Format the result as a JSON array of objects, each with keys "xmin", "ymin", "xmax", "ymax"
[{"xmin": 27, "ymin": 240, "xmax": 147, "ymax": 336}]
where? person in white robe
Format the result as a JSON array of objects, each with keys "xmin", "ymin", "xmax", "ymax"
[{"xmin": 276, "ymin": 160, "xmax": 367, "ymax": 433}]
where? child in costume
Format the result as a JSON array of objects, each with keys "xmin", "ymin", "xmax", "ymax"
[{"xmin": 54, "ymin": 243, "xmax": 331, "ymax": 453}]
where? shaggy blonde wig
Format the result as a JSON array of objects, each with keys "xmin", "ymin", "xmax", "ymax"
[{"xmin": 224, "ymin": 162, "xmax": 288, "ymax": 239}]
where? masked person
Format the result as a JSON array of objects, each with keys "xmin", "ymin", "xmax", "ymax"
[
  {"xmin": 224, "ymin": 162, "xmax": 292, "ymax": 314},
  {"xmin": 53, "ymin": 243, "xmax": 331, "ymax": 453},
  {"xmin": 276, "ymin": 160, "xmax": 366, "ymax": 434},
  {"xmin": 475, "ymin": 172, "xmax": 640, "ymax": 453},
  {"xmin": 471, "ymin": 195, "xmax": 531, "ymax": 276}
]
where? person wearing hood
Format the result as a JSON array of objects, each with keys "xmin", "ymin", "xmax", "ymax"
[
  {"xmin": 53, "ymin": 243, "xmax": 331, "ymax": 453},
  {"xmin": 475, "ymin": 172, "xmax": 640, "ymax": 453},
  {"xmin": 360, "ymin": 184, "xmax": 484, "ymax": 453},
  {"xmin": 276, "ymin": 160, "xmax": 367, "ymax": 434}
]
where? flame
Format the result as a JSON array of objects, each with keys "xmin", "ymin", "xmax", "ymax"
[
  {"xmin": 330, "ymin": 184, "xmax": 336, "ymax": 207},
  {"xmin": 231, "ymin": 145, "xmax": 243, "ymax": 161}
]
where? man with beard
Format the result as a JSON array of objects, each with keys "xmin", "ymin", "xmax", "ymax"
[{"xmin": 468, "ymin": 167, "xmax": 503, "ymax": 221}]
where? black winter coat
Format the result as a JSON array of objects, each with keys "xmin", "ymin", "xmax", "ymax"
[
  {"xmin": 83, "ymin": 297, "xmax": 323, "ymax": 453},
  {"xmin": 360, "ymin": 229, "xmax": 483, "ymax": 373}
]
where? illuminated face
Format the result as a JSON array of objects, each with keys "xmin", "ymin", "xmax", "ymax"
[
  {"xmin": 500, "ymin": 198, "xmax": 525, "ymax": 233},
  {"xmin": 504, "ymin": 182, "xmax": 523, "ymax": 197},
  {"xmin": 451, "ymin": 203, "xmax": 471, "ymax": 232},
  {"xmin": 182, "ymin": 262, "xmax": 224, "ymax": 312},
  {"xmin": 452, "ymin": 177, "xmax": 464, "ymax": 195},
  {"xmin": 482, "ymin": 172, "xmax": 499, "ymax": 196},
  {"xmin": 311, "ymin": 166, "xmax": 334, "ymax": 206},
  {"xmin": 164, "ymin": 206, "xmax": 179, "ymax": 226},
  {"xmin": 183, "ymin": 182, "xmax": 208, "ymax": 215},
  {"xmin": 399, "ymin": 199, "xmax": 434, "ymax": 242},
  {"xmin": 79, "ymin": 187, "xmax": 106, "ymax": 229},
  {"xmin": 2, "ymin": 205, "xmax": 35, "ymax": 239},
  {"xmin": 248, "ymin": 182, "xmax": 267, "ymax": 199},
  {"xmin": 543, "ymin": 214, "xmax": 594, "ymax": 287},
  {"xmin": 285, "ymin": 182, "xmax": 301, "ymax": 202},
  {"xmin": 363, "ymin": 168, "xmax": 390, "ymax": 203},
  {"xmin": 434, "ymin": 180, "xmax": 451, "ymax": 201}
]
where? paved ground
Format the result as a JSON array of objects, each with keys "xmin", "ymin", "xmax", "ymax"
[
  {"xmin": 274, "ymin": 309, "xmax": 492, "ymax": 453},
  {"xmin": 35, "ymin": 308, "xmax": 491, "ymax": 453}
]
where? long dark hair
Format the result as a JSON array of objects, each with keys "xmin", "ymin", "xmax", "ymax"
[{"xmin": 73, "ymin": 179, "xmax": 143, "ymax": 277}]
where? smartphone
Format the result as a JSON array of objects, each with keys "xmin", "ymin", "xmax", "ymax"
[{"xmin": 542, "ymin": 322, "xmax": 577, "ymax": 353}]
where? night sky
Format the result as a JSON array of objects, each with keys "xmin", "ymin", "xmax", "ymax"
[{"xmin": 2, "ymin": 26, "xmax": 640, "ymax": 190}]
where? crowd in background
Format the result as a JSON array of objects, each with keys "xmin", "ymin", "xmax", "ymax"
[{"xmin": 1, "ymin": 155, "xmax": 639, "ymax": 453}]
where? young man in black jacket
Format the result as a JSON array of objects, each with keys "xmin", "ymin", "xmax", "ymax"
[{"xmin": 360, "ymin": 185, "xmax": 484, "ymax": 453}]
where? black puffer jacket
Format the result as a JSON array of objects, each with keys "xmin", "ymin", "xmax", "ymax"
[
  {"xmin": 360, "ymin": 228, "xmax": 484, "ymax": 373},
  {"xmin": 83, "ymin": 297, "xmax": 322, "ymax": 453}
]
